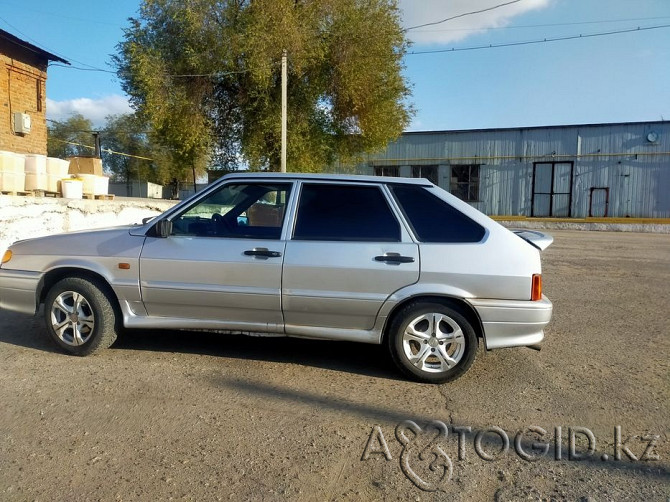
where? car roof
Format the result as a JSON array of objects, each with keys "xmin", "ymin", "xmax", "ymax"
[{"xmin": 220, "ymin": 172, "xmax": 433, "ymax": 186}]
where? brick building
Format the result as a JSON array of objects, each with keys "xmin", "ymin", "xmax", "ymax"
[{"xmin": 0, "ymin": 29, "xmax": 67, "ymax": 155}]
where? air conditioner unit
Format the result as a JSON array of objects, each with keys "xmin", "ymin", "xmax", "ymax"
[{"xmin": 13, "ymin": 112, "xmax": 31, "ymax": 134}]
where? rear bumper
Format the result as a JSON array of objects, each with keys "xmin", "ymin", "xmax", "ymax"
[
  {"xmin": 0, "ymin": 269, "xmax": 41, "ymax": 315},
  {"xmin": 466, "ymin": 296, "xmax": 552, "ymax": 350}
]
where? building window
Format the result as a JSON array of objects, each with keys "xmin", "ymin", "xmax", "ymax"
[
  {"xmin": 450, "ymin": 165, "xmax": 480, "ymax": 202},
  {"xmin": 411, "ymin": 165, "xmax": 438, "ymax": 185},
  {"xmin": 374, "ymin": 166, "xmax": 399, "ymax": 177}
]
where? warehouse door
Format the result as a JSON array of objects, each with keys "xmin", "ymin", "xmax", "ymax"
[
  {"xmin": 589, "ymin": 187, "xmax": 609, "ymax": 217},
  {"xmin": 532, "ymin": 162, "xmax": 573, "ymax": 217}
]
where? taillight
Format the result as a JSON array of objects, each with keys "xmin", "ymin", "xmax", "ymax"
[{"xmin": 531, "ymin": 274, "xmax": 542, "ymax": 301}]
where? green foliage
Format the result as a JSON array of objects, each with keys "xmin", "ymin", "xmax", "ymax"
[
  {"xmin": 46, "ymin": 112, "xmax": 189, "ymax": 186},
  {"xmin": 114, "ymin": 0, "xmax": 412, "ymax": 172},
  {"xmin": 102, "ymin": 113, "xmax": 204, "ymax": 185},
  {"xmin": 102, "ymin": 113, "xmax": 151, "ymax": 183},
  {"xmin": 47, "ymin": 114, "xmax": 96, "ymax": 159}
]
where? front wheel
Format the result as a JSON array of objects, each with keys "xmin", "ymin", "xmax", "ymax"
[
  {"xmin": 44, "ymin": 277, "xmax": 119, "ymax": 356},
  {"xmin": 387, "ymin": 302, "xmax": 477, "ymax": 383}
]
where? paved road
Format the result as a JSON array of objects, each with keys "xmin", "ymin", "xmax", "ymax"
[{"xmin": 0, "ymin": 230, "xmax": 668, "ymax": 501}]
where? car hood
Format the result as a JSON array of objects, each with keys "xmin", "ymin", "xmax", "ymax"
[{"xmin": 8, "ymin": 226, "xmax": 144, "ymax": 257}]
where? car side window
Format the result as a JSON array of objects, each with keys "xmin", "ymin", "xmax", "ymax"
[
  {"xmin": 171, "ymin": 183, "xmax": 292, "ymax": 239},
  {"xmin": 390, "ymin": 185, "xmax": 486, "ymax": 243},
  {"xmin": 293, "ymin": 184, "xmax": 400, "ymax": 242}
]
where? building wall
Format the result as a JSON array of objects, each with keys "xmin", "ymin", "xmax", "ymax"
[
  {"xmin": 109, "ymin": 181, "xmax": 165, "ymax": 199},
  {"xmin": 0, "ymin": 43, "xmax": 48, "ymax": 155},
  {"xmin": 348, "ymin": 121, "xmax": 670, "ymax": 218},
  {"xmin": 0, "ymin": 196, "xmax": 177, "ymax": 258}
]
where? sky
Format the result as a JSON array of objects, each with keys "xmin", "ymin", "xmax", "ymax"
[{"xmin": 1, "ymin": 0, "xmax": 669, "ymax": 131}]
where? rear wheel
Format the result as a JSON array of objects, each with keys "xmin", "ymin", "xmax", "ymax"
[
  {"xmin": 388, "ymin": 301, "xmax": 477, "ymax": 383},
  {"xmin": 44, "ymin": 277, "xmax": 119, "ymax": 356}
]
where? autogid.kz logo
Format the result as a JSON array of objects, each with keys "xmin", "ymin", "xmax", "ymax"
[{"xmin": 361, "ymin": 420, "xmax": 662, "ymax": 492}]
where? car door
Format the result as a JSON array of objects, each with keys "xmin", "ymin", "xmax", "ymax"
[
  {"xmin": 139, "ymin": 181, "xmax": 293, "ymax": 329},
  {"xmin": 282, "ymin": 182, "xmax": 419, "ymax": 332}
]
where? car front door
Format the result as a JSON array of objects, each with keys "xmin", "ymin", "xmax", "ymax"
[
  {"xmin": 282, "ymin": 182, "xmax": 419, "ymax": 332},
  {"xmin": 139, "ymin": 181, "xmax": 293, "ymax": 330}
]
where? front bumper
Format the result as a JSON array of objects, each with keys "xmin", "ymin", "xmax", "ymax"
[
  {"xmin": 466, "ymin": 296, "xmax": 553, "ymax": 350},
  {"xmin": 0, "ymin": 269, "xmax": 41, "ymax": 315}
]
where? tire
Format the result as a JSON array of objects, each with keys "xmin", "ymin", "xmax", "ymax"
[
  {"xmin": 387, "ymin": 301, "xmax": 477, "ymax": 384},
  {"xmin": 44, "ymin": 277, "xmax": 119, "ymax": 356}
]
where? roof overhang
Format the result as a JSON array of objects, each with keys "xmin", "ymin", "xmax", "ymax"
[{"xmin": 0, "ymin": 29, "xmax": 69, "ymax": 65}]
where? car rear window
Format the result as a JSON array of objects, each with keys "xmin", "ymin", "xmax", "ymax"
[
  {"xmin": 390, "ymin": 185, "xmax": 486, "ymax": 243},
  {"xmin": 293, "ymin": 184, "xmax": 401, "ymax": 242}
]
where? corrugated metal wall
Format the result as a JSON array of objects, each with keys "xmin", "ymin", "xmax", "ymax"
[{"xmin": 346, "ymin": 121, "xmax": 670, "ymax": 218}]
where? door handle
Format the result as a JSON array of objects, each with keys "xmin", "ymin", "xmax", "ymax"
[
  {"xmin": 374, "ymin": 253, "xmax": 415, "ymax": 264},
  {"xmin": 244, "ymin": 248, "xmax": 282, "ymax": 258}
]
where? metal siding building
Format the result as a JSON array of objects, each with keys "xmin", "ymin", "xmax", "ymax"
[{"xmin": 346, "ymin": 121, "xmax": 670, "ymax": 218}]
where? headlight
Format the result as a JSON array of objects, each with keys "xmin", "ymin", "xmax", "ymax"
[{"xmin": 1, "ymin": 250, "xmax": 12, "ymax": 264}]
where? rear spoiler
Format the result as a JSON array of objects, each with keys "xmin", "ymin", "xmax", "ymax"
[{"xmin": 511, "ymin": 229, "xmax": 554, "ymax": 251}]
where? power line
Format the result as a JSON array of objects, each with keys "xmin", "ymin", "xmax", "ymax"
[
  {"xmin": 49, "ymin": 62, "xmax": 277, "ymax": 77},
  {"xmin": 49, "ymin": 63, "xmax": 115, "ymax": 73},
  {"xmin": 410, "ymin": 15, "xmax": 670, "ymax": 33},
  {"xmin": 0, "ymin": 15, "xmax": 110, "ymax": 71},
  {"xmin": 0, "ymin": 12, "xmax": 275, "ymax": 77},
  {"xmin": 0, "ymin": 26, "xmax": 67, "ymax": 64},
  {"xmin": 101, "ymin": 149, "xmax": 154, "ymax": 161},
  {"xmin": 49, "ymin": 138, "xmax": 154, "ymax": 162},
  {"xmin": 408, "ymin": 24, "xmax": 670, "ymax": 55},
  {"xmin": 47, "ymin": 118, "xmax": 153, "ymax": 136},
  {"xmin": 405, "ymin": 0, "xmax": 522, "ymax": 31},
  {"xmin": 0, "ymin": 1, "xmax": 124, "ymax": 27},
  {"xmin": 49, "ymin": 138, "xmax": 95, "ymax": 151},
  {"xmin": 52, "ymin": 25, "xmax": 666, "ymax": 73},
  {"xmin": 46, "ymin": 118, "xmax": 102, "ymax": 133},
  {"xmin": 45, "ymin": 19, "xmax": 669, "ymax": 76},
  {"xmin": 168, "ymin": 67, "xmax": 262, "ymax": 77}
]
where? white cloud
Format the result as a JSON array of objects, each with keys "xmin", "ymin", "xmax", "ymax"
[
  {"xmin": 46, "ymin": 95, "xmax": 133, "ymax": 126},
  {"xmin": 400, "ymin": 0, "xmax": 552, "ymax": 46}
]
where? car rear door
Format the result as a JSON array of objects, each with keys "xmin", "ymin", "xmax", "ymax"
[{"xmin": 282, "ymin": 182, "xmax": 419, "ymax": 332}]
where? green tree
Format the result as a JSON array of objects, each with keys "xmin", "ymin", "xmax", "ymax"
[
  {"xmin": 102, "ymin": 113, "xmax": 153, "ymax": 183},
  {"xmin": 115, "ymin": 0, "xmax": 412, "ymax": 173},
  {"xmin": 47, "ymin": 114, "xmax": 96, "ymax": 159},
  {"xmin": 102, "ymin": 113, "xmax": 205, "ymax": 190}
]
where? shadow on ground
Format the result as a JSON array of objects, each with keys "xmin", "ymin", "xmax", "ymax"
[
  {"xmin": 114, "ymin": 327, "xmax": 403, "ymax": 381},
  {"xmin": 0, "ymin": 310, "xmax": 57, "ymax": 353},
  {"xmin": 212, "ymin": 376, "xmax": 670, "ymax": 481},
  {"xmin": 0, "ymin": 309, "xmax": 402, "ymax": 381}
]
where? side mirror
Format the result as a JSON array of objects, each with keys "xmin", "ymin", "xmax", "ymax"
[
  {"xmin": 142, "ymin": 216, "xmax": 155, "ymax": 224},
  {"xmin": 155, "ymin": 219, "xmax": 173, "ymax": 238}
]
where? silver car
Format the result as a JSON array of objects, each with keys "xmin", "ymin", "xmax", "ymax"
[{"xmin": 0, "ymin": 173, "xmax": 552, "ymax": 383}]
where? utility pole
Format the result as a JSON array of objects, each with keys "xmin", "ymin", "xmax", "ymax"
[
  {"xmin": 281, "ymin": 49, "xmax": 287, "ymax": 173},
  {"xmin": 92, "ymin": 132, "xmax": 101, "ymax": 158}
]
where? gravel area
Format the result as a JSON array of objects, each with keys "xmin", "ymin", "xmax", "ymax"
[{"xmin": 0, "ymin": 230, "xmax": 668, "ymax": 501}]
